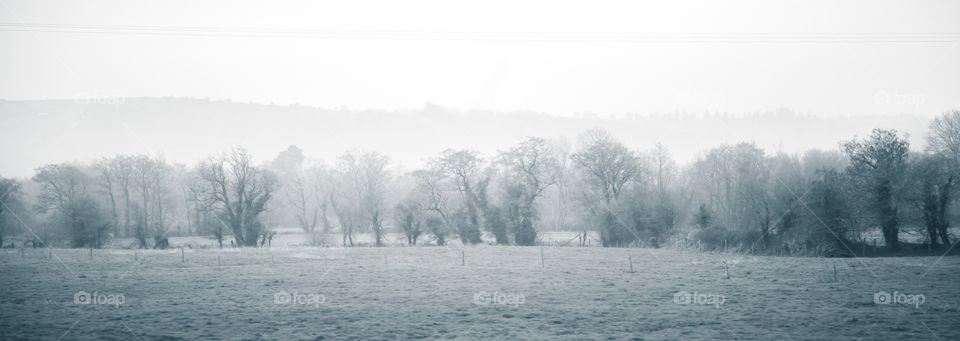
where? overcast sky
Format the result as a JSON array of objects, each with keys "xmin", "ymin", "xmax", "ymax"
[{"xmin": 1, "ymin": 0, "xmax": 959, "ymax": 117}]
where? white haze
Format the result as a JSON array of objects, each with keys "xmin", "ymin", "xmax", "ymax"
[{"xmin": 0, "ymin": 0, "xmax": 958, "ymax": 176}]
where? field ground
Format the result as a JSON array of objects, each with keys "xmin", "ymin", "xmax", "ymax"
[{"xmin": 1, "ymin": 246, "xmax": 958, "ymax": 340}]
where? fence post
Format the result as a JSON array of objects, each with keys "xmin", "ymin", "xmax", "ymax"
[
  {"xmin": 181, "ymin": 247, "xmax": 184, "ymax": 263},
  {"xmin": 628, "ymin": 256, "xmax": 634, "ymax": 273},
  {"xmin": 89, "ymin": 247, "xmax": 93, "ymax": 260},
  {"xmin": 461, "ymin": 250, "xmax": 465, "ymax": 266},
  {"xmin": 540, "ymin": 248, "xmax": 544, "ymax": 268},
  {"xmin": 833, "ymin": 265, "xmax": 838, "ymax": 282}
]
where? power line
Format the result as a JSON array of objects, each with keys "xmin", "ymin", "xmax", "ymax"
[{"xmin": 1, "ymin": 23, "xmax": 959, "ymax": 43}]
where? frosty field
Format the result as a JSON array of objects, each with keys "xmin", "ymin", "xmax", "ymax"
[{"xmin": 1, "ymin": 246, "xmax": 958, "ymax": 340}]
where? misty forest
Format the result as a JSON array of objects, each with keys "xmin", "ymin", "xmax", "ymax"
[
  {"xmin": 4, "ymin": 1, "xmax": 960, "ymax": 339},
  {"xmin": 3, "ymin": 110, "xmax": 958, "ymax": 258}
]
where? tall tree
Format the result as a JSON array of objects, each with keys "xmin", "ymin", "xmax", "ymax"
[
  {"xmin": 0, "ymin": 176, "xmax": 23, "ymax": 247},
  {"xmin": 132, "ymin": 155, "xmax": 155, "ymax": 247},
  {"xmin": 843, "ymin": 129, "xmax": 910, "ymax": 250},
  {"xmin": 435, "ymin": 149, "xmax": 484, "ymax": 244},
  {"xmin": 33, "ymin": 164, "xmax": 107, "ymax": 247},
  {"xmin": 925, "ymin": 110, "xmax": 960, "ymax": 246},
  {"xmin": 572, "ymin": 129, "xmax": 641, "ymax": 246},
  {"xmin": 198, "ymin": 147, "xmax": 277, "ymax": 247},
  {"xmin": 109, "ymin": 155, "xmax": 135, "ymax": 238},
  {"xmin": 93, "ymin": 157, "xmax": 120, "ymax": 237},
  {"xmin": 499, "ymin": 137, "xmax": 557, "ymax": 245},
  {"xmin": 412, "ymin": 168, "xmax": 453, "ymax": 245}
]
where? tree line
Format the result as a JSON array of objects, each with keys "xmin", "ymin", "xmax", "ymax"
[{"xmin": 0, "ymin": 110, "xmax": 957, "ymax": 254}]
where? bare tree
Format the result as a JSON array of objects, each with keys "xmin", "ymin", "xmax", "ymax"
[
  {"xmin": 843, "ymin": 129, "xmax": 910, "ymax": 250},
  {"xmin": 395, "ymin": 198, "xmax": 424, "ymax": 246},
  {"xmin": 924, "ymin": 110, "xmax": 960, "ymax": 246},
  {"xmin": 436, "ymin": 149, "xmax": 484, "ymax": 244},
  {"xmin": 334, "ymin": 151, "xmax": 390, "ymax": 246},
  {"xmin": 198, "ymin": 147, "xmax": 277, "ymax": 247},
  {"xmin": 548, "ymin": 137, "xmax": 573, "ymax": 232},
  {"xmin": 0, "ymin": 176, "xmax": 23, "ymax": 247},
  {"xmin": 498, "ymin": 136, "xmax": 557, "ymax": 245},
  {"xmin": 109, "ymin": 155, "xmax": 135, "ymax": 238},
  {"xmin": 132, "ymin": 155, "xmax": 155, "ymax": 248},
  {"xmin": 33, "ymin": 164, "xmax": 107, "ymax": 247},
  {"xmin": 290, "ymin": 168, "xmax": 318, "ymax": 233},
  {"xmin": 307, "ymin": 163, "xmax": 335, "ymax": 233},
  {"xmin": 572, "ymin": 129, "xmax": 641, "ymax": 246},
  {"xmin": 412, "ymin": 168, "xmax": 454, "ymax": 245},
  {"xmin": 93, "ymin": 157, "xmax": 120, "ymax": 237},
  {"xmin": 573, "ymin": 129, "xmax": 639, "ymax": 205}
]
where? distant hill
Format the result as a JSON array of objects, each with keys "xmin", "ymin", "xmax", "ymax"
[{"xmin": 0, "ymin": 97, "xmax": 933, "ymax": 178}]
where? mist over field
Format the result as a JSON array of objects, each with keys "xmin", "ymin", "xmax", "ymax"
[
  {"xmin": 0, "ymin": 98, "xmax": 935, "ymax": 178},
  {"xmin": 2, "ymin": 1, "xmax": 960, "ymax": 340}
]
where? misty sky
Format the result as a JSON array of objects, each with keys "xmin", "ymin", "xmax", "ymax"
[
  {"xmin": 1, "ymin": 1, "xmax": 959, "ymax": 178},
  {"xmin": 1, "ymin": 0, "xmax": 958, "ymax": 117}
]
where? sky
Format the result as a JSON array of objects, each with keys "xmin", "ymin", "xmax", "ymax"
[{"xmin": 1, "ymin": 0, "xmax": 959, "ymax": 118}]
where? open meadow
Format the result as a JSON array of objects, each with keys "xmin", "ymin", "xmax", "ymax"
[{"xmin": 1, "ymin": 245, "xmax": 958, "ymax": 340}]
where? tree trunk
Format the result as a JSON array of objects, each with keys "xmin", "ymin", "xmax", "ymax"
[
  {"xmin": 937, "ymin": 177, "xmax": 952, "ymax": 247},
  {"xmin": 878, "ymin": 182, "xmax": 900, "ymax": 250}
]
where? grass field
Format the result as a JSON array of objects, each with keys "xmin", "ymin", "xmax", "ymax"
[{"xmin": 1, "ymin": 246, "xmax": 958, "ymax": 340}]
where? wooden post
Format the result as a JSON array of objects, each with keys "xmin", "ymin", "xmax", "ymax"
[
  {"xmin": 384, "ymin": 254, "xmax": 388, "ymax": 265},
  {"xmin": 181, "ymin": 248, "xmax": 184, "ymax": 263},
  {"xmin": 833, "ymin": 265, "xmax": 838, "ymax": 282},
  {"xmin": 724, "ymin": 239, "xmax": 727, "ymax": 252},
  {"xmin": 217, "ymin": 255, "xmax": 221, "ymax": 270},
  {"xmin": 461, "ymin": 250, "xmax": 465, "ymax": 266},
  {"xmin": 89, "ymin": 247, "xmax": 93, "ymax": 260},
  {"xmin": 49, "ymin": 247, "xmax": 52, "ymax": 258},
  {"xmin": 628, "ymin": 256, "xmax": 634, "ymax": 273},
  {"xmin": 134, "ymin": 248, "xmax": 138, "ymax": 261},
  {"xmin": 540, "ymin": 248, "xmax": 544, "ymax": 268},
  {"xmin": 724, "ymin": 262, "xmax": 729, "ymax": 279},
  {"xmin": 20, "ymin": 246, "xmax": 24, "ymax": 258}
]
